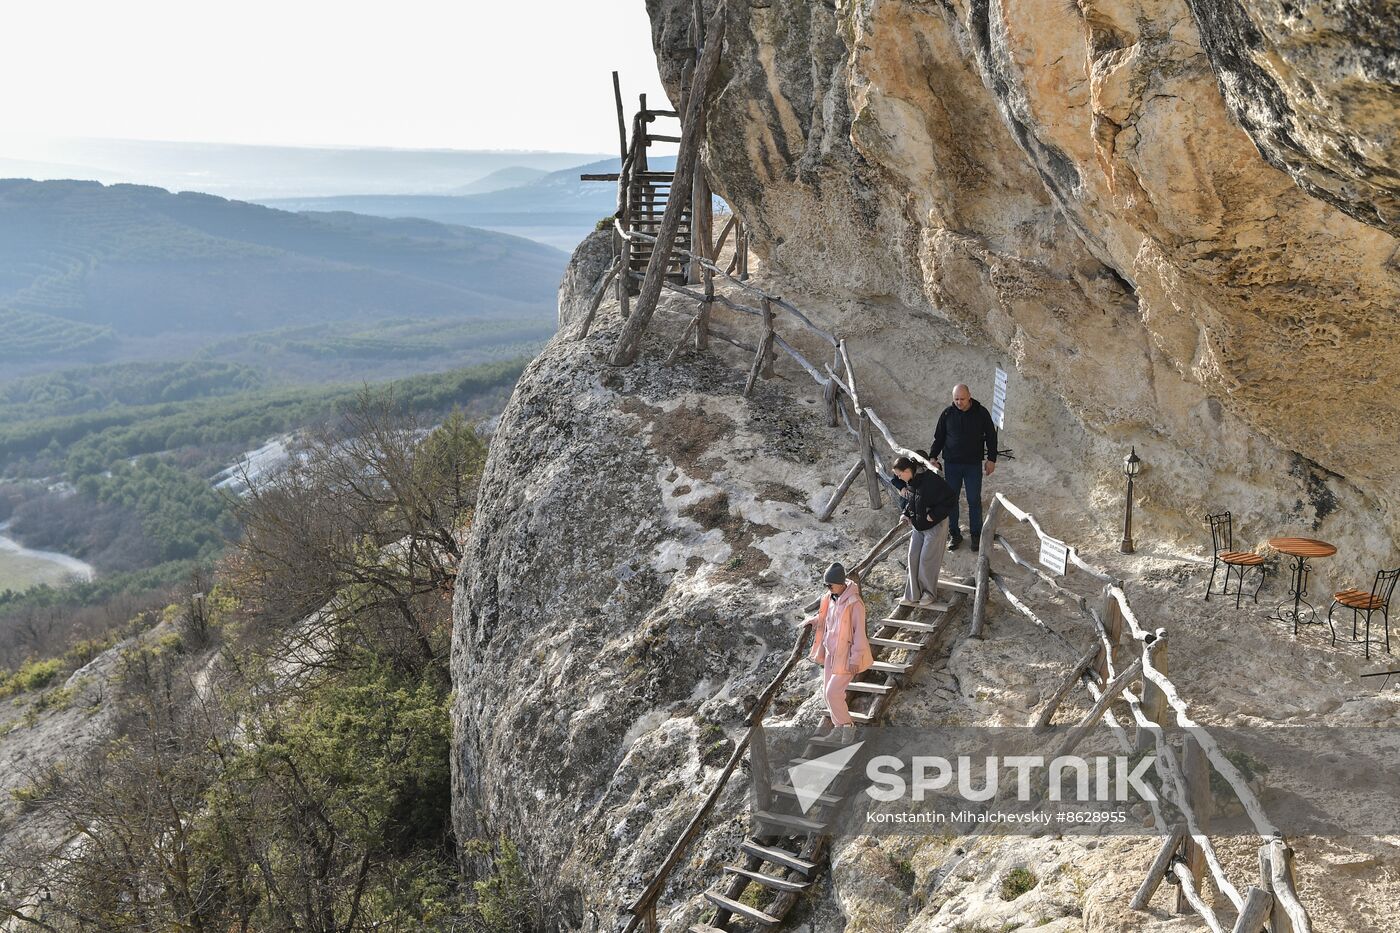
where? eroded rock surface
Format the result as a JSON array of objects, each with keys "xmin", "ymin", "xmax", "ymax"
[
  {"xmin": 1183, "ymin": 0, "xmax": 1400, "ymax": 232},
  {"xmin": 450, "ymin": 303, "xmax": 886, "ymax": 923},
  {"xmin": 646, "ymin": 0, "xmax": 1400, "ymax": 566}
]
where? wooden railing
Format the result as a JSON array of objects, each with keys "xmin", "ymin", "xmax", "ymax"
[
  {"xmin": 592, "ymin": 8, "xmax": 1311, "ymax": 927},
  {"xmin": 970, "ymin": 492, "xmax": 1312, "ymax": 933},
  {"xmin": 620, "ymin": 522, "xmax": 912, "ymax": 933}
]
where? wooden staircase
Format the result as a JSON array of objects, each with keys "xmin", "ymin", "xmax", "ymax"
[
  {"xmin": 627, "ymin": 171, "xmax": 690, "ymax": 293},
  {"xmin": 690, "ymin": 589, "xmax": 966, "ymax": 932}
]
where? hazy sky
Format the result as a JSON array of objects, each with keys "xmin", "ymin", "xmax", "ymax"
[{"xmin": 2, "ymin": 1, "xmax": 670, "ymax": 152}]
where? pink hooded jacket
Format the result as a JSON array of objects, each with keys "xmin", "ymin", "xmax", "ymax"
[{"xmin": 805, "ymin": 581, "xmax": 873, "ymax": 676}]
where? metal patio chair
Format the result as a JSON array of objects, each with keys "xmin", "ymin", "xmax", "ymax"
[
  {"xmin": 1330, "ymin": 567, "xmax": 1399, "ymax": 659},
  {"xmin": 1205, "ymin": 511, "xmax": 1265, "ymax": 609}
]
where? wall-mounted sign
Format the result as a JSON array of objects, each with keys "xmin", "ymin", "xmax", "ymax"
[{"xmin": 991, "ymin": 366, "xmax": 1008, "ymax": 431}]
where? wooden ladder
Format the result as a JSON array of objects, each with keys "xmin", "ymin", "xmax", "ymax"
[
  {"xmin": 627, "ymin": 170, "xmax": 691, "ymax": 292},
  {"xmin": 692, "ymin": 590, "xmax": 966, "ymax": 932}
]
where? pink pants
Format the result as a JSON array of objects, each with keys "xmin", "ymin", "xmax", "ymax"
[{"xmin": 824, "ymin": 671, "xmax": 855, "ymax": 726}]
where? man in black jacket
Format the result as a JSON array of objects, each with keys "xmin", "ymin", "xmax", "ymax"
[
  {"xmin": 928, "ymin": 383, "xmax": 998, "ymax": 552},
  {"xmin": 890, "ymin": 456, "xmax": 958, "ymax": 607}
]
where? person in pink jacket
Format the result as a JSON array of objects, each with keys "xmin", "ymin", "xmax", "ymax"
[{"xmin": 800, "ymin": 562, "xmax": 874, "ymax": 743}]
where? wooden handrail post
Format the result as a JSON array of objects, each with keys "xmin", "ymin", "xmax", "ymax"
[
  {"xmin": 575, "ymin": 259, "xmax": 621, "ymax": 340},
  {"xmin": 638, "ymin": 93, "xmax": 649, "ymax": 171},
  {"xmin": 1233, "ymin": 886, "xmax": 1275, "ymax": 933},
  {"xmin": 858, "ymin": 415, "xmax": 882, "ymax": 509},
  {"xmin": 1098, "ymin": 582, "xmax": 1124, "ymax": 681},
  {"xmin": 612, "ymin": 72, "xmax": 628, "ymax": 163},
  {"xmin": 689, "ymin": 162, "xmax": 712, "ymax": 285},
  {"xmin": 760, "ymin": 297, "xmax": 776, "ymax": 377},
  {"xmin": 617, "ymin": 199, "xmax": 631, "ymax": 319},
  {"xmin": 1052, "ymin": 655, "xmax": 1144, "ymax": 759},
  {"xmin": 750, "ymin": 721, "xmax": 773, "ymax": 812},
  {"xmin": 695, "ymin": 298, "xmax": 711, "ymax": 350},
  {"xmin": 1130, "ymin": 824, "xmax": 1186, "ymax": 910},
  {"xmin": 1262, "ymin": 839, "xmax": 1298, "ymax": 933},
  {"xmin": 1137, "ymin": 629, "xmax": 1169, "ymax": 753},
  {"xmin": 969, "ymin": 496, "xmax": 1004, "ymax": 637},
  {"xmin": 1177, "ymin": 730, "xmax": 1211, "ymax": 915},
  {"xmin": 818, "ymin": 459, "xmax": 865, "ymax": 522},
  {"xmin": 823, "ymin": 376, "xmax": 839, "ymax": 427},
  {"xmin": 743, "ymin": 298, "xmax": 776, "ymax": 396},
  {"xmin": 1032, "ymin": 643, "xmax": 1100, "ymax": 731},
  {"xmin": 696, "ymin": 232, "xmax": 714, "ymax": 350}
]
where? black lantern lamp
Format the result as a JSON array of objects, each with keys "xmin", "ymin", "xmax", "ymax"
[{"xmin": 1121, "ymin": 447, "xmax": 1141, "ymax": 553}]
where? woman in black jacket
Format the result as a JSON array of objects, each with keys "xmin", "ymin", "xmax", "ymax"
[{"xmin": 890, "ymin": 456, "xmax": 958, "ymax": 608}]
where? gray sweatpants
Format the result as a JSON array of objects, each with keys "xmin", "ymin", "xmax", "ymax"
[{"xmin": 905, "ymin": 521, "xmax": 949, "ymax": 602}]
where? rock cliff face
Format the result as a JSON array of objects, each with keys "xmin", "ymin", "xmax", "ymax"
[
  {"xmin": 450, "ymin": 303, "xmax": 893, "ymax": 925},
  {"xmin": 646, "ymin": 0, "xmax": 1399, "ymax": 565},
  {"xmin": 450, "ymin": 1, "xmax": 1399, "ymax": 929}
]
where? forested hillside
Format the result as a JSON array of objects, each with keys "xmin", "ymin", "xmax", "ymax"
[{"xmin": 0, "ymin": 180, "xmax": 565, "ymax": 370}]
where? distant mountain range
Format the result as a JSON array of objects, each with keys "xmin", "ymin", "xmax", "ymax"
[
  {"xmin": 0, "ymin": 179, "xmax": 566, "ymax": 370},
  {"xmin": 450, "ymin": 166, "xmax": 550, "ymax": 194},
  {"xmin": 260, "ymin": 157, "xmax": 675, "ymax": 250},
  {"xmin": 0, "ymin": 136, "xmax": 611, "ymax": 200}
]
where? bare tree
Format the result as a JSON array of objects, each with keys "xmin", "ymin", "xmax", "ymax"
[{"xmin": 229, "ymin": 391, "xmax": 485, "ymax": 680}]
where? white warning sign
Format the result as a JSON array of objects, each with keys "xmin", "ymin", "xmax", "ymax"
[
  {"xmin": 991, "ymin": 366, "xmax": 1008, "ymax": 431},
  {"xmin": 1039, "ymin": 535, "xmax": 1069, "ymax": 577}
]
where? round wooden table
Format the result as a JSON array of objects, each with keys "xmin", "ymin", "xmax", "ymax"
[{"xmin": 1267, "ymin": 537, "xmax": 1338, "ymax": 634}]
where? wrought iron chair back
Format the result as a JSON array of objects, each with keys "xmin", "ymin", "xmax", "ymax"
[
  {"xmin": 1207, "ymin": 511, "xmax": 1234, "ymax": 554},
  {"xmin": 1373, "ymin": 567, "xmax": 1400, "ymax": 610}
]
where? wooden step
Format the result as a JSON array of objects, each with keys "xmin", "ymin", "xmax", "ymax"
[
  {"xmin": 845, "ymin": 679, "xmax": 894, "ymax": 695},
  {"xmin": 752, "ymin": 808, "xmax": 828, "ymax": 834},
  {"xmin": 787, "ymin": 755, "xmax": 848, "ymax": 773},
  {"xmin": 740, "ymin": 840, "xmax": 816, "ymax": 875},
  {"xmin": 849, "ymin": 710, "xmax": 876, "ymax": 724},
  {"xmin": 723, "ymin": 865, "xmax": 810, "ymax": 893},
  {"xmin": 939, "ymin": 578, "xmax": 976, "ymax": 594},
  {"xmin": 870, "ymin": 635, "xmax": 922, "ymax": 650},
  {"xmin": 770, "ymin": 783, "xmax": 843, "ymax": 806},
  {"xmin": 807, "ymin": 732, "xmax": 847, "ymax": 748},
  {"xmin": 894, "ymin": 599, "xmax": 951, "ymax": 612},
  {"xmin": 690, "ymin": 925, "xmax": 727, "ymax": 933},
  {"xmin": 704, "ymin": 890, "xmax": 781, "ymax": 927},
  {"xmin": 880, "ymin": 617, "xmax": 937, "ymax": 633},
  {"xmin": 870, "ymin": 659, "xmax": 913, "ymax": 675}
]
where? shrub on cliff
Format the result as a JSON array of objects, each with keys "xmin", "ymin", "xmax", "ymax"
[{"xmin": 0, "ymin": 389, "xmax": 513, "ymax": 931}]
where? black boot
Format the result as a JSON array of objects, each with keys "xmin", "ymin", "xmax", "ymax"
[
  {"xmin": 947, "ymin": 533, "xmax": 963, "ymax": 552},
  {"xmin": 971, "ymin": 535, "xmax": 981, "ymax": 553}
]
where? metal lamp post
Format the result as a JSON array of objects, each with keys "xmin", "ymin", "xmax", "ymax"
[{"xmin": 1120, "ymin": 448, "xmax": 1141, "ymax": 553}]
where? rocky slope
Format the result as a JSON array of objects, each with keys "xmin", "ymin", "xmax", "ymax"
[{"xmin": 451, "ymin": 1, "xmax": 1398, "ymax": 929}]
